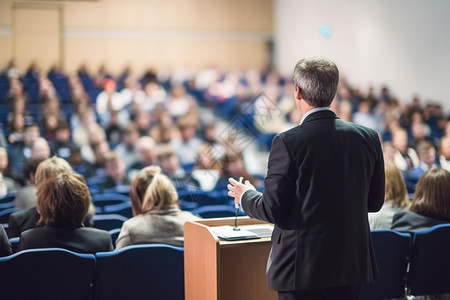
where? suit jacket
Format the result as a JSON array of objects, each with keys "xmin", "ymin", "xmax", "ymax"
[
  {"xmin": 242, "ymin": 110, "xmax": 385, "ymax": 291},
  {"xmin": 0, "ymin": 224, "xmax": 11, "ymax": 257},
  {"xmin": 7, "ymin": 207, "xmax": 40, "ymax": 239},
  {"xmin": 391, "ymin": 210, "xmax": 448, "ymax": 232},
  {"xmin": 17, "ymin": 226, "xmax": 113, "ymax": 254}
]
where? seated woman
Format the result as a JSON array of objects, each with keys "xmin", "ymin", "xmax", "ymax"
[
  {"xmin": 115, "ymin": 168, "xmax": 200, "ymax": 249},
  {"xmin": 128, "ymin": 165, "xmax": 161, "ymax": 216},
  {"xmin": 368, "ymin": 162, "xmax": 410, "ymax": 229},
  {"xmin": 17, "ymin": 172, "xmax": 113, "ymax": 253},
  {"xmin": 391, "ymin": 167, "xmax": 450, "ymax": 232}
]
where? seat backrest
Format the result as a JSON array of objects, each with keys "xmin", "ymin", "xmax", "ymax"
[
  {"xmin": 359, "ymin": 230, "xmax": 411, "ymax": 300},
  {"xmin": 102, "ymin": 201, "xmax": 133, "ymax": 218},
  {"xmin": 0, "ymin": 248, "xmax": 96, "ymax": 300},
  {"xmin": 95, "ymin": 244, "xmax": 184, "ymax": 300},
  {"xmin": 0, "ymin": 192, "xmax": 17, "ymax": 204},
  {"xmin": 92, "ymin": 214, "xmax": 128, "ymax": 231},
  {"xmin": 191, "ymin": 204, "xmax": 246, "ymax": 218},
  {"xmin": 408, "ymin": 224, "xmax": 450, "ymax": 296}
]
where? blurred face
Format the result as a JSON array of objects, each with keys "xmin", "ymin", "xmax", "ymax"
[
  {"xmin": 123, "ymin": 131, "xmax": 139, "ymax": 148},
  {"xmin": 420, "ymin": 148, "xmax": 436, "ymax": 166},
  {"xmin": 32, "ymin": 139, "xmax": 50, "ymax": 159},
  {"xmin": 106, "ymin": 160, "xmax": 125, "ymax": 182},
  {"xmin": 226, "ymin": 158, "xmax": 244, "ymax": 178},
  {"xmin": 180, "ymin": 126, "xmax": 195, "ymax": 142},
  {"xmin": 411, "ymin": 122, "xmax": 425, "ymax": 139},
  {"xmin": 24, "ymin": 126, "xmax": 40, "ymax": 147},
  {"xmin": 0, "ymin": 151, "xmax": 8, "ymax": 172},
  {"xmin": 441, "ymin": 138, "xmax": 450, "ymax": 158},
  {"xmin": 159, "ymin": 155, "xmax": 179, "ymax": 174},
  {"xmin": 139, "ymin": 145, "xmax": 156, "ymax": 165},
  {"xmin": 55, "ymin": 128, "xmax": 70, "ymax": 142},
  {"xmin": 393, "ymin": 131, "xmax": 408, "ymax": 153},
  {"xmin": 94, "ymin": 142, "xmax": 110, "ymax": 164}
]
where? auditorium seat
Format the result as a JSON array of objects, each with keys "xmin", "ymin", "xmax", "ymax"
[
  {"xmin": 0, "ymin": 207, "xmax": 17, "ymax": 224},
  {"xmin": 95, "ymin": 244, "xmax": 184, "ymax": 300},
  {"xmin": 191, "ymin": 204, "xmax": 246, "ymax": 218},
  {"xmin": 0, "ymin": 248, "xmax": 96, "ymax": 300},
  {"xmin": 359, "ymin": 230, "xmax": 410, "ymax": 300},
  {"xmin": 408, "ymin": 224, "xmax": 450, "ymax": 297},
  {"xmin": 102, "ymin": 201, "xmax": 133, "ymax": 218},
  {"xmin": 92, "ymin": 214, "xmax": 128, "ymax": 231}
]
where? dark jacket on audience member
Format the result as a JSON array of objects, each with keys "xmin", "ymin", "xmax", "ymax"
[
  {"xmin": 7, "ymin": 207, "xmax": 94, "ymax": 239},
  {"xmin": 0, "ymin": 224, "xmax": 12, "ymax": 256},
  {"xmin": 7, "ymin": 207, "xmax": 40, "ymax": 239},
  {"xmin": 17, "ymin": 226, "xmax": 113, "ymax": 254},
  {"xmin": 391, "ymin": 210, "xmax": 449, "ymax": 232}
]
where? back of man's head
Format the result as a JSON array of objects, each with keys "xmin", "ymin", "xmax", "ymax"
[{"xmin": 293, "ymin": 57, "xmax": 339, "ymax": 107}]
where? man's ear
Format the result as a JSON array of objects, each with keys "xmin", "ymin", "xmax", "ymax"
[{"xmin": 295, "ymin": 85, "xmax": 302, "ymax": 101}]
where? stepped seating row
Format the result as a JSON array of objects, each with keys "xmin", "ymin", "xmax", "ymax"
[{"xmin": 0, "ymin": 244, "xmax": 184, "ymax": 300}]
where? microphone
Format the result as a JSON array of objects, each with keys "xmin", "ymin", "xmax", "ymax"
[{"xmin": 233, "ymin": 177, "xmax": 243, "ymax": 231}]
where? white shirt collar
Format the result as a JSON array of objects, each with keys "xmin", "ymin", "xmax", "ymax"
[{"xmin": 299, "ymin": 107, "xmax": 331, "ymax": 125}]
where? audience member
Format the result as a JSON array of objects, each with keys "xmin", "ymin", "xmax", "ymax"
[
  {"xmin": 114, "ymin": 122, "xmax": 140, "ymax": 169},
  {"xmin": 392, "ymin": 128, "xmax": 419, "ymax": 171},
  {"xmin": 157, "ymin": 145, "xmax": 199, "ymax": 190},
  {"xmin": 17, "ymin": 172, "xmax": 113, "ymax": 253},
  {"xmin": 8, "ymin": 157, "xmax": 95, "ymax": 238},
  {"xmin": 96, "ymin": 78, "xmax": 129, "ymax": 128},
  {"xmin": 128, "ymin": 136, "xmax": 157, "ymax": 178},
  {"xmin": 128, "ymin": 165, "xmax": 161, "ymax": 216},
  {"xmin": 8, "ymin": 123, "xmax": 40, "ymax": 173},
  {"xmin": 0, "ymin": 147, "xmax": 21, "ymax": 191},
  {"xmin": 51, "ymin": 121, "xmax": 79, "ymax": 161},
  {"xmin": 100, "ymin": 152, "xmax": 129, "ymax": 192},
  {"xmin": 391, "ymin": 168, "xmax": 450, "ymax": 232},
  {"xmin": 30, "ymin": 137, "xmax": 50, "ymax": 160},
  {"xmin": 217, "ymin": 151, "xmax": 263, "ymax": 190},
  {"xmin": 192, "ymin": 143, "xmax": 223, "ymax": 191},
  {"xmin": 14, "ymin": 158, "xmax": 44, "ymax": 210},
  {"xmin": 406, "ymin": 141, "xmax": 437, "ymax": 189},
  {"xmin": 169, "ymin": 114, "xmax": 202, "ymax": 167},
  {"xmin": 439, "ymin": 136, "xmax": 450, "ymax": 171},
  {"xmin": 368, "ymin": 162, "xmax": 410, "ymax": 229},
  {"xmin": 115, "ymin": 171, "xmax": 200, "ymax": 249}
]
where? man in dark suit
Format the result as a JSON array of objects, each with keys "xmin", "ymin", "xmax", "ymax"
[{"xmin": 228, "ymin": 57, "xmax": 385, "ymax": 299}]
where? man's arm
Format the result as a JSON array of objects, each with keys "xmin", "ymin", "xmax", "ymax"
[
  {"xmin": 368, "ymin": 135, "xmax": 385, "ymax": 212},
  {"xmin": 242, "ymin": 135, "xmax": 296, "ymax": 225}
]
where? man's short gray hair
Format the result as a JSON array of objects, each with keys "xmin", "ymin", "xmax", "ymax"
[{"xmin": 293, "ymin": 57, "xmax": 339, "ymax": 107}]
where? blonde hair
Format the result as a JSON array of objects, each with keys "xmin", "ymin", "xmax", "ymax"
[
  {"xmin": 384, "ymin": 162, "xmax": 410, "ymax": 208},
  {"xmin": 35, "ymin": 157, "xmax": 72, "ymax": 188},
  {"xmin": 129, "ymin": 165, "xmax": 161, "ymax": 216},
  {"xmin": 141, "ymin": 173, "xmax": 178, "ymax": 212}
]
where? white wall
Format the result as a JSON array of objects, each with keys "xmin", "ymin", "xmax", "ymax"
[{"xmin": 275, "ymin": 0, "xmax": 450, "ymax": 113}]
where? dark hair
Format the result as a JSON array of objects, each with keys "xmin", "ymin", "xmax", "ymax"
[
  {"xmin": 22, "ymin": 158, "xmax": 45, "ymax": 181},
  {"xmin": 409, "ymin": 168, "xmax": 450, "ymax": 221},
  {"xmin": 36, "ymin": 172, "xmax": 91, "ymax": 227},
  {"xmin": 293, "ymin": 57, "xmax": 339, "ymax": 107}
]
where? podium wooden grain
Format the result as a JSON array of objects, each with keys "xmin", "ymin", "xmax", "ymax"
[{"xmin": 184, "ymin": 217, "xmax": 277, "ymax": 300}]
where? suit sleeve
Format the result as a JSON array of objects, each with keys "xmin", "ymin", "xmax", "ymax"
[
  {"xmin": 242, "ymin": 135, "xmax": 296, "ymax": 225},
  {"xmin": 367, "ymin": 134, "xmax": 385, "ymax": 212},
  {"xmin": 7, "ymin": 215, "xmax": 20, "ymax": 239}
]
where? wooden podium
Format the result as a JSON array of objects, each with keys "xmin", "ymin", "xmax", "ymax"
[{"xmin": 184, "ymin": 217, "xmax": 277, "ymax": 300}]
